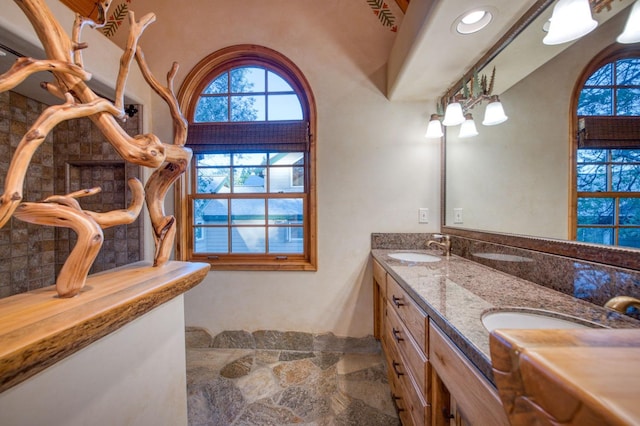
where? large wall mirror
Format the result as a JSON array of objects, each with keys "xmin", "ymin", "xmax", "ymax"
[{"xmin": 442, "ymin": 0, "xmax": 640, "ymax": 269}]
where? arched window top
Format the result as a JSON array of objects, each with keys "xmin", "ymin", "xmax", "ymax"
[
  {"xmin": 194, "ymin": 65, "xmax": 304, "ymax": 123},
  {"xmin": 578, "ymin": 56, "xmax": 640, "ymax": 116}
]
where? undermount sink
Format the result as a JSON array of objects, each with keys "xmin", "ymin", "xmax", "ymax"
[
  {"xmin": 481, "ymin": 309, "xmax": 603, "ymax": 332},
  {"xmin": 388, "ymin": 252, "xmax": 441, "ymax": 263}
]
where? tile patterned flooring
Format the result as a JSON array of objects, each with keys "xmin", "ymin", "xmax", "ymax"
[{"xmin": 186, "ymin": 329, "xmax": 400, "ymax": 426}]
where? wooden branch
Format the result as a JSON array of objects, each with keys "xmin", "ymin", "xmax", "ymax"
[
  {"xmin": 13, "ymin": 202, "xmax": 103, "ymax": 298},
  {"xmin": 0, "ymin": 57, "xmax": 90, "ymax": 94},
  {"xmin": 114, "ymin": 11, "xmax": 156, "ymax": 114},
  {"xmin": 72, "ymin": 0, "xmax": 112, "ymax": 68},
  {"xmin": 145, "ymin": 146, "xmax": 192, "ymax": 266},
  {"xmin": 0, "ymin": 94, "xmax": 120, "ymax": 228},
  {"xmin": 83, "ymin": 178, "xmax": 144, "ymax": 228},
  {"xmin": 135, "ymin": 47, "xmax": 188, "ymax": 147}
]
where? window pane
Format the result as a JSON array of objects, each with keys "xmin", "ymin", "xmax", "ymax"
[
  {"xmin": 612, "ymin": 164, "xmax": 640, "ymax": 192},
  {"xmin": 578, "ymin": 88, "xmax": 613, "ymax": 115},
  {"xmin": 203, "ymin": 73, "xmax": 228, "ymax": 94},
  {"xmin": 619, "ymin": 228, "xmax": 640, "ymax": 248},
  {"xmin": 577, "ymin": 227, "xmax": 614, "ymax": 245},
  {"xmin": 199, "ymin": 199, "xmax": 228, "ymax": 224},
  {"xmin": 620, "ymin": 198, "xmax": 640, "ymax": 225},
  {"xmin": 585, "ymin": 63, "xmax": 612, "ymax": 86},
  {"xmin": 196, "ymin": 168, "xmax": 230, "ymax": 193},
  {"xmin": 616, "ymin": 88, "xmax": 640, "ymax": 115},
  {"xmin": 616, "ymin": 59, "xmax": 640, "ymax": 85},
  {"xmin": 231, "ymin": 199, "xmax": 265, "ymax": 224},
  {"xmin": 577, "ymin": 198, "xmax": 614, "ymax": 225},
  {"xmin": 231, "ymin": 95, "xmax": 264, "ymax": 121},
  {"xmin": 230, "ymin": 67, "xmax": 265, "ymax": 93},
  {"xmin": 234, "ymin": 153, "xmax": 267, "ymax": 166},
  {"xmin": 269, "ymin": 167, "xmax": 304, "ymax": 192},
  {"xmin": 194, "ymin": 227, "xmax": 228, "ymax": 253},
  {"xmin": 577, "ymin": 164, "xmax": 607, "ymax": 192},
  {"xmin": 268, "ymin": 94, "xmax": 303, "ymax": 120},
  {"xmin": 197, "ymin": 153, "xmax": 231, "ymax": 167},
  {"xmin": 269, "ymin": 152, "xmax": 304, "ymax": 165},
  {"xmin": 268, "ymin": 71, "xmax": 294, "ymax": 92},
  {"xmin": 233, "ymin": 168, "xmax": 266, "ymax": 193},
  {"xmin": 194, "ymin": 97, "xmax": 228, "ymax": 122},
  {"xmin": 268, "ymin": 227, "xmax": 303, "ymax": 253},
  {"xmin": 268, "ymin": 198, "xmax": 303, "ymax": 223},
  {"xmin": 231, "ymin": 227, "xmax": 265, "ymax": 253},
  {"xmin": 577, "ymin": 149, "xmax": 606, "ymax": 163}
]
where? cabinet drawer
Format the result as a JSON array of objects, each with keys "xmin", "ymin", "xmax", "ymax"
[
  {"xmin": 373, "ymin": 259, "xmax": 387, "ymax": 295},
  {"xmin": 387, "ymin": 275, "xmax": 428, "ymax": 354},
  {"xmin": 385, "ymin": 301, "xmax": 428, "ymax": 396},
  {"xmin": 384, "ymin": 329, "xmax": 430, "ymax": 426},
  {"xmin": 429, "ymin": 322, "xmax": 509, "ymax": 426},
  {"xmin": 383, "ymin": 340, "xmax": 414, "ymax": 426}
]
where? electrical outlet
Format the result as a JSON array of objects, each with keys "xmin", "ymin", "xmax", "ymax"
[
  {"xmin": 453, "ymin": 208, "xmax": 463, "ymax": 224},
  {"xmin": 419, "ymin": 208, "xmax": 429, "ymax": 223}
]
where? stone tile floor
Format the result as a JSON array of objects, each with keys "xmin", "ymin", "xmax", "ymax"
[{"xmin": 186, "ymin": 329, "xmax": 400, "ymax": 426}]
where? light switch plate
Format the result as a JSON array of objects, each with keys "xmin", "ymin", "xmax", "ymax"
[
  {"xmin": 453, "ymin": 208, "xmax": 463, "ymax": 224},
  {"xmin": 419, "ymin": 208, "xmax": 429, "ymax": 223}
]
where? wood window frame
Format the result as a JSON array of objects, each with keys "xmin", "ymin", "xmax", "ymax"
[
  {"xmin": 570, "ymin": 44, "xmax": 640, "ymax": 243},
  {"xmin": 176, "ymin": 45, "xmax": 317, "ymax": 271}
]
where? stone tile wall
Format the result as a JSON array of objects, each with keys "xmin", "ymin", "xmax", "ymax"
[{"xmin": 0, "ymin": 90, "xmax": 143, "ymax": 297}]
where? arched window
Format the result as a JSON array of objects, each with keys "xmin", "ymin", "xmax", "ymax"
[
  {"xmin": 177, "ymin": 45, "xmax": 317, "ymax": 270},
  {"xmin": 572, "ymin": 46, "xmax": 640, "ymax": 248}
]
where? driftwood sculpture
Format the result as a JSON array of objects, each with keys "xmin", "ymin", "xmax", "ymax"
[{"xmin": 0, "ymin": 0, "xmax": 191, "ymax": 297}]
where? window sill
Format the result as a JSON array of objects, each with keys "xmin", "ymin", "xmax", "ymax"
[{"xmin": 190, "ymin": 255, "xmax": 317, "ymax": 271}]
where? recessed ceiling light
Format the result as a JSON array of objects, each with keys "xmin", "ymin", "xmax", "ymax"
[{"xmin": 454, "ymin": 7, "xmax": 496, "ymax": 35}]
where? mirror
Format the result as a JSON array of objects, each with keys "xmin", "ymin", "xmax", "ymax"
[{"xmin": 443, "ymin": 0, "xmax": 639, "ymax": 258}]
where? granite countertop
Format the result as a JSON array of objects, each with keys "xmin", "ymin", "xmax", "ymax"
[{"xmin": 370, "ymin": 249, "xmax": 640, "ymax": 384}]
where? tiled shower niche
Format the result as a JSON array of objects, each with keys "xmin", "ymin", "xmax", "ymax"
[{"xmin": 0, "ymin": 90, "xmax": 143, "ymax": 297}]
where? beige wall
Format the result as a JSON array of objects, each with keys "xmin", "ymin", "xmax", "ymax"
[{"xmin": 128, "ymin": 0, "xmax": 440, "ymax": 338}]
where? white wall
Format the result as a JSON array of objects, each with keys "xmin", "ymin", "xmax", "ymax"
[
  {"xmin": 0, "ymin": 297, "xmax": 188, "ymax": 426},
  {"xmin": 129, "ymin": 0, "xmax": 440, "ymax": 338}
]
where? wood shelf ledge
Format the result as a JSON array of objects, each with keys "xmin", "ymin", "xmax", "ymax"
[{"xmin": 0, "ymin": 261, "xmax": 210, "ymax": 393}]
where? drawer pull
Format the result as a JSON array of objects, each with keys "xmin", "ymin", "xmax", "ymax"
[
  {"xmin": 392, "ymin": 295, "xmax": 405, "ymax": 307},
  {"xmin": 392, "ymin": 361, "xmax": 404, "ymax": 378},
  {"xmin": 442, "ymin": 407, "xmax": 455, "ymax": 420},
  {"xmin": 392, "ymin": 327, "xmax": 404, "ymax": 342},
  {"xmin": 391, "ymin": 394, "xmax": 405, "ymax": 412}
]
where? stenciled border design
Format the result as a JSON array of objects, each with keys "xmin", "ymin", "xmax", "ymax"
[
  {"xmin": 102, "ymin": 0, "xmax": 132, "ymax": 38},
  {"xmin": 366, "ymin": 0, "xmax": 398, "ymax": 32}
]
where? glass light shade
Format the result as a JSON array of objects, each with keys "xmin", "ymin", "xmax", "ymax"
[
  {"xmin": 458, "ymin": 115, "xmax": 478, "ymax": 138},
  {"xmin": 543, "ymin": 0, "xmax": 597, "ymax": 45},
  {"xmin": 425, "ymin": 115, "xmax": 444, "ymax": 138},
  {"xmin": 482, "ymin": 97, "xmax": 508, "ymax": 126},
  {"xmin": 442, "ymin": 102, "xmax": 465, "ymax": 126},
  {"xmin": 617, "ymin": 0, "xmax": 640, "ymax": 44}
]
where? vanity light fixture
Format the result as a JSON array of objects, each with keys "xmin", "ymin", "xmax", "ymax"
[
  {"xmin": 455, "ymin": 9, "xmax": 494, "ymax": 35},
  {"xmin": 543, "ymin": 0, "xmax": 598, "ymax": 45},
  {"xmin": 442, "ymin": 101, "xmax": 466, "ymax": 126},
  {"xmin": 425, "ymin": 114, "xmax": 444, "ymax": 138},
  {"xmin": 459, "ymin": 114, "xmax": 479, "ymax": 138},
  {"xmin": 482, "ymin": 95, "xmax": 509, "ymax": 126},
  {"xmin": 617, "ymin": 0, "xmax": 640, "ymax": 44}
]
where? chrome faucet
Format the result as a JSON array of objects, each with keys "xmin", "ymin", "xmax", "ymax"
[
  {"xmin": 427, "ymin": 234, "xmax": 451, "ymax": 257},
  {"xmin": 605, "ymin": 296, "xmax": 640, "ymax": 314}
]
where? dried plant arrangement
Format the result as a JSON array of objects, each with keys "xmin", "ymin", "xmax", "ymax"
[{"xmin": 0, "ymin": 0, "xmax": 192, "ymax": 297}]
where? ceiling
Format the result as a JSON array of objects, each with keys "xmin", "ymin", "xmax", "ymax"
[{"xmin": 387, "ymin": 0, "xmax": 541, "ymax": 101}]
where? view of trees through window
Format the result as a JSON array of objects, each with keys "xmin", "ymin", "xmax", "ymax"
[{"xmin": 576, "ymin": 57, "xmax": 640, "ymax": 248}]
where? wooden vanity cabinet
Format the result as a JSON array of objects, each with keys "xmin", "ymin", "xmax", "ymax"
[
  {"xmin": 373, "ymin": 257, "xmax": 509, "ymax": 426},
  {"xmin": 429, "ymin": 322, "xmax": 509, "ymax": 426},
  {"xmin": 383, "ymin": 274, "xmax": 431, "ymax": 426}
]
